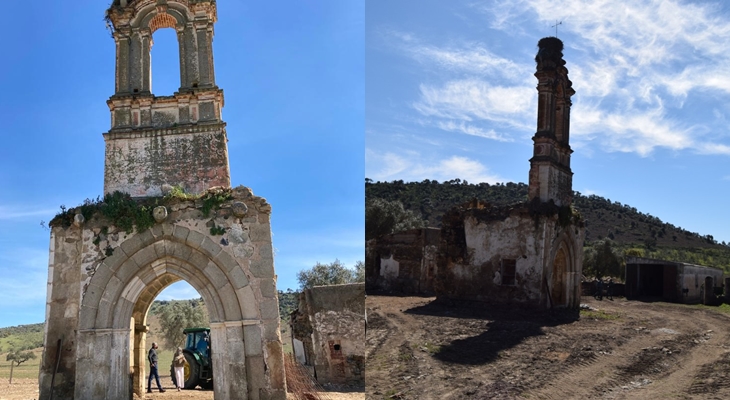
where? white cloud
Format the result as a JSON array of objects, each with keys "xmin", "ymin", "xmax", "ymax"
[
  {"xmin": 413, "ymin": 79, "xmax": 535, "ymax": 132},
  {"xmin": 435, "ymin": 120, "xmax": 510, "ymax": 141},
  {"xmin": 366, "ymin": 149, "xmax": 503, "ymax": 184},
  {"xmin": 0, "ymin": 205, "xmax": 57, "ymax": 220}
]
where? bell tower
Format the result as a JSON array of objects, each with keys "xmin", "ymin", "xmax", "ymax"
[
  {"xmin": 104, "ymin": 0, "xmax": 230, "ymax": 197},
  {"xmin": 528, "ymin": 37, "xmax": 575, "ymax": 206}
]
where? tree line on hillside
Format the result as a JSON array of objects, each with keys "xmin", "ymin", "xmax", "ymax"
[{"xmin": 366, "ymin": 179, "xmax": 730, "ymax": 275}]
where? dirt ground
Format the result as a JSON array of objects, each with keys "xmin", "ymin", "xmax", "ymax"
[
  {"xmin": 0, "ymin": 376, "xmax": 363, "ymax": 400},
  {"xmin": 366, "ymin": 294, "xmax": 730, "ymax": 400}
]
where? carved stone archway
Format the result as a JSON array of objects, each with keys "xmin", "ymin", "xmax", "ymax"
[{"xmin": 40, "ymin": 189, "xmax": 287, "ymax": 400}]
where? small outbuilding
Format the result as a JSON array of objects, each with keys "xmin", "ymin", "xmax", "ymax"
[{"xmin": 625, "ymin": 257, "xmax": 724, "ymax": 304}]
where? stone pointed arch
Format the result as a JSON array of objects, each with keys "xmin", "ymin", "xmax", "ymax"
[
  {"xmin": 68, "ymin": 219, "xmax": 282, "ymax": 400},
  {"xmin": 547, "ymin": 228, "xmax": 582, "ymax": 308}
]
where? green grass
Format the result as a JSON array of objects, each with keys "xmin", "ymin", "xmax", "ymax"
[
  {"xmin": 580, "ymin": 309, "xmax": 620, "ymax": 320},
  {"xmin": 0, "ymin": 349, "xmax": 43, "ymax": 380}
]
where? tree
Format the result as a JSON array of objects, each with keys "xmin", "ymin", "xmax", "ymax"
[
  {"xmin": 354, "ymin": 260, "xmax": 365, "ymax": 283},
  {"xmin": 583, "ymin": 240, "xmax": 623, "ymax": 280},
  {"xmin": 297, "ymin": 259, "xmax": 363, "ymax": 290},
  {"xmin": 6, "ymin": 350, "xmax": 36, "ymax": 384},
  {"xmin": 365, "ymin": 198, "xmax": 424, "ymax": 240},
  {"xmin": 156, "ymin": 299, "xmax": 209, "ymax": 350}
]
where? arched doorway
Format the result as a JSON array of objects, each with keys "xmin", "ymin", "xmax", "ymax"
[
  {"xmin": 73, "ymin": 226, "xmax": 283, "ymax": 399},
  {"xmin": 552, "ymin": 246, "xmax": 568, "ymax": 306}
]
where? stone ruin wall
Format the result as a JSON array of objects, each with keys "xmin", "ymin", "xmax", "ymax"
[
  {"xmin": 436, "ymin": 205, "xmax": 584, "ymax": 308},
  {"xmin": 41, "ymin": 186, "xmax": 286, "ymax": 400},
  {"xmin": 365, "ymin": 228, "xmax": 439, "ymax": 294},
  {"xmin": 291, "ymin": 284, "xmax": 365, "ymax": 386}
]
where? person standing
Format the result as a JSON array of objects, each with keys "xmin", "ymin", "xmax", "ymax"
[
  {"xmin": 172, "ymin": 347, "xmax": 186, "ymax": 391},
  {"xmin": 607, "ymin": 278, "xmax": 614, "ymax": 301},
  {"xmin": 147, "ymin": 342, "xmax": 166, "ymax": 393}
]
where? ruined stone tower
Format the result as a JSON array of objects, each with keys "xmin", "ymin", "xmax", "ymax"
[
  {"xmin": 424, "ymin": 37, "xmax": 584, "ymax": 309},
  {"xmin": 528, "ymin": 37, "xmax": 575, "ymax": 206},
  {"xmin": 40, "ymin": 2, "xmax": 286, "ymax": 399},
  {"xmin": 104, "ymin": 0, "xmax": 230, "ymax": 197}
]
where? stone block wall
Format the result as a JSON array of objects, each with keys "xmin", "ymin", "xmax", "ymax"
[{"xmin": 40, "ymin": 186, "xmax": 286, "ymax": 400}]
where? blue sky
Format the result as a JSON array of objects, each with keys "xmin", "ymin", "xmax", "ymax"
[
  {"xmin": 367, "ymin": 0, "xmax": 730, "ymax": 244},
  {"xmin": 0, "ymin": 0, "xmax": 363, "ymax": 327}
]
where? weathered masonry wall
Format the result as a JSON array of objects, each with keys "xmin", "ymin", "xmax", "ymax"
[
  {"xmin": 290, "ymin": 284, "xmax": 365, "ymax": 387},
  {"xmin": 104, "ymin": 125, "xmax": 230, "ymax": 197},
  {"xmin": 40, "ymin": 186, "xmax": 286, "ymax": 400},
  {"xmin": 365, "ymin": 228, "xmax": 439, "ymax": 294},
  {"xmin": 436, "ymin": 203, "xmax": 584, "ymax": 308}
]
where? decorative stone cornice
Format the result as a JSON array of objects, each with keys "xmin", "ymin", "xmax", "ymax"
[{"xmin": 104, "ymin": 121, "xmax": 226, "ymax": 140}]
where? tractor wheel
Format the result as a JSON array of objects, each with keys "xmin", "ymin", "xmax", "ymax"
[
  {"xmin": 201, "ymin": 380, "xmax": 214, "ymax": 390},
  {"xmin": 183, "ymin": 352, "xmax": 200, "ymax": 389}
]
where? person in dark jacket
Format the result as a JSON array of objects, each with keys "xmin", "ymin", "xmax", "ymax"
[{"xmin": 147, "ymin": 342, "xmax": 166, "ymax": 393}]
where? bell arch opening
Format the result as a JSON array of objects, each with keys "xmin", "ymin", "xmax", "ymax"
[{"xmin": 150, "ymin": 27, "xmax": 181, "ymax": 95}]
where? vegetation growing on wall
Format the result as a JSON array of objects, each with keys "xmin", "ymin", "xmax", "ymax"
[{"xmin": 48, "ymin": 187, "xmax": 234, "ymax": 234}]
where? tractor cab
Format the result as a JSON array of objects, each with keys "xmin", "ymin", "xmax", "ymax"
[{"xmin": 172, "ymin": 327, "xmax": 213, "ymax": 390}]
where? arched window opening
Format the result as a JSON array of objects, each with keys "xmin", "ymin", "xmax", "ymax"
[{"xmin": 150, "ymin": 28, "xmax": 180, "ymax": 96}]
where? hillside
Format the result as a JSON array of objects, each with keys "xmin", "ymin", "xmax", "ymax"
[{"xmin": 366, "ymin": 179, "xmax": 730, "ymax": 272}]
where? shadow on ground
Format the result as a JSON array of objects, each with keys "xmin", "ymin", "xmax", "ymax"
[{"xmin": 404, "ymin": 298, "xmax": 579, "ymax": 365}]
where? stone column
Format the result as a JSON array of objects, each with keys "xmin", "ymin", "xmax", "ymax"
[
  {"xmin": 133, "ymin": 325, "xmax": 148, "ymax": 396},
  {"xmin": 141, "ymin": 29, "xmax": 152, "ymax": 93},
  {"xmin": 196, "ymin": 21, "xmax": 213, "ymax": 86},
  {"xmin": 183, "ymin": 24, "xmax": 199, "ymax": 87},
  {"xmin": 176, "ymin": 26, "xmax": 188, "ymax": 89},
  {"xmin": 210, "ymin": 322, "xmax": 248, "ymax": 400},
  {"xmin": 128, "ymin": 31, "xmax": 144, "ymax": 93},
  {"xmin": 114, "ymin": 32, "xmax": 131, "ymax": 94},
  {"xmin": 75, "ymin": 329, "xmax": 131, "ymax": 399}
]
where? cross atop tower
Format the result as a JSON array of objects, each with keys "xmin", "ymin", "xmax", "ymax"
[
  {"xmin": 551, "ymin": 20, "xmax": 562, "ymax": 37},
  {"xmin": 103, "ymin": 0, "xmax": 230, "ymax": 197}
]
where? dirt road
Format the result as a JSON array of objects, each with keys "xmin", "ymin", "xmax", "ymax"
[{"xmin": 366, "ymin": 294, "xmax": 730, "ymax": 400}]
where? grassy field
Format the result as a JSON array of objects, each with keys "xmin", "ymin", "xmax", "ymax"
[{"xmin": 0, "ymin": 348, "xmax": 43, "ymax": 381}]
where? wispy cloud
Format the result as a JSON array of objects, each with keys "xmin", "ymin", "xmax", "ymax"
[
  {"xmin": 0, "ymin": 205, "xmax": 57, "ymax": 220},
  {"xmin": 478, "ymin": 0, "xmax": 730, "ymax": 157},
  {"xmin": 366, "ymin": 149, "xmax": 503, "ymax": 184},
  {"xmin": 413, "ymin": 79, "xmax": 535, "ymax": 133}
]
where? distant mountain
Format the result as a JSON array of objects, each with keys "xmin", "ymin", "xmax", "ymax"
[{"xmin": 366, "ymin": 179, "xmax": 730, "ymax": 272}]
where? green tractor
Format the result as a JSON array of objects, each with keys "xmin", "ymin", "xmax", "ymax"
[{"xmin": 171, "ymin": 327, "xmax": 213, "ymax": 390}]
